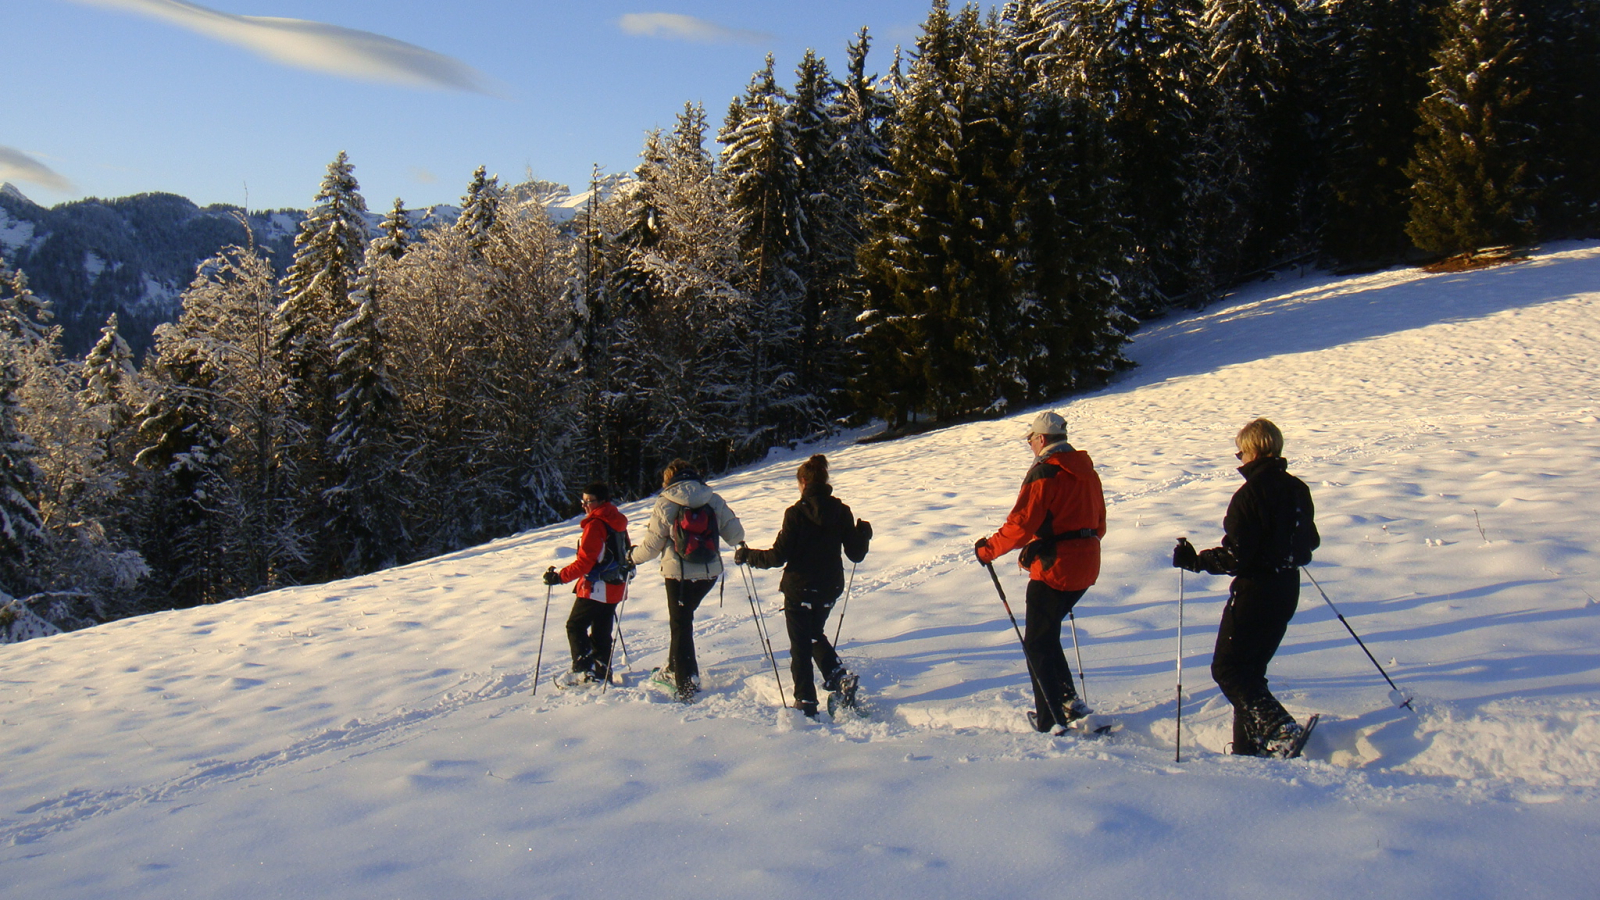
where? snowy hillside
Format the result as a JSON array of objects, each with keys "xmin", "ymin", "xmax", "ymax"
[{"xmin": 5, "ymin": 245, "xmax": 1600, "ymax": 898}]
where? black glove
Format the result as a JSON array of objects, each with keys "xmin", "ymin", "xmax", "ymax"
[
  {"xmin": 1172, "ymin": 538, "xmax": 1199, "ymax": 572},
  {"xmin": 857, "ymin": 519, "xmax": 872, "ymax": 541},
  {"xmin": 543, "ymin": 567, "xmax": 562, "ymax": 586},
  {"xmin": 733, "ymin": 546, "xmax": 750, "ymax": 565},
  {"xmin": 974, "ymin": 537, "xmax": 990, "ymax": 562}
]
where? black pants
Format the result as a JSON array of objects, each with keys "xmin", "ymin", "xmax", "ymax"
[
  {"xmin": 665, "ymin": 578, "xmax": 716, "ymax": 691},
  {"xmin": 1024, "ymin": 580, "xmax": 1087, "ymax": 730},
  {"xmin": 783, "ymin": 589, "xmax": 844, "ymax": 710},
  {"xmin": 1210, "ymin": 570, "xmax": 1300, "ymax": 754},
  {"xmin": 566, "ymin": 595, "xmax": 616, "ymax": 677}
]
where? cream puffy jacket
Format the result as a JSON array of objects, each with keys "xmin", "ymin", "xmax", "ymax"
[{"xmin": 630, "ymin": 477, "xmax": 745, "ymax": 580}]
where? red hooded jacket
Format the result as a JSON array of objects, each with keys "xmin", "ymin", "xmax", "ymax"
[
  {"xmin": 976, "ymin": 443, "xmax": 1106, "ymax": 591},
  {"xmin": 557, "ymin": 502, "xmax": 629, "ymax": 604}
]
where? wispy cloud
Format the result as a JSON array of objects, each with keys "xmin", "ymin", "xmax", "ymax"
[
  {"xmin": 0, "ymin": 146, "xmax": 75, "ymax": 193},
  {"xmin": 618, "ymin": 12, "xmax": 773, "ymax": 45},
  {"xmin": 70, "ymin": 0, "xmax": 489, "ymax": 92}
]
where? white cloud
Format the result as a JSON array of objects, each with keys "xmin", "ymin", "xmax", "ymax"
[
  {"xmin": 618, "ymin": 12, "xmax": 773, "ymax": 45},
  {"xmin": 0, "ymin": 146, "xmax": 75, "ymax": 193},
  {"xmin": 70, "ymin": 0, "xmax": 489, "ymax": 92}
]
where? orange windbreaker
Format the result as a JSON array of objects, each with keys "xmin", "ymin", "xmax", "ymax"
[
  {"xmin": 558, "ymin": 502, "xmax": 629, "ymax": 604},
  {"xmin": 977, "ymin": 445, "xmax": 1106, "ymax": 591}
]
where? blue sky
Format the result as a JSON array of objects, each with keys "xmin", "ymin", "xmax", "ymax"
[{"xmin": 2, "ymin": 1, "xmax": 932, "ymax": 212}]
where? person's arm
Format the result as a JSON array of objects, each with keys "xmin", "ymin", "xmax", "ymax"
[
  {"xmin": 629, "ymin": 499, "xmax": 670, "ymax": 565},
  {"xmin": 841, "ymin": 503, "xmax": 870, "ymax": 564},
  {"xmin": 976, "ymin": 481, "xmax": 1045, "ymax": 563},
  {"xmin": 742, "ymin": 506, "xmax": 793, "ymax": 569},
  {"xmin": 559, "ymin": 518, "xmax": 604, "ymax": 582},
  {"xmin": 714, "ymin": 493, "xmax": 745, "ymax": 547}
]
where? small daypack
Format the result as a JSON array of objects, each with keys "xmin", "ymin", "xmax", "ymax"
[
  {"xmin": 671, "ymin": 504, "xmax": 720, "ymax": 565},
  {"xmin": 587, "ymin": 525, "xmax": 636, "ymax": 585}
]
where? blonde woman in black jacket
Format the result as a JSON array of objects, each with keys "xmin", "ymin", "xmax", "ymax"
[{"xmin": 737, "ymin": 455, "xmax": 871, "ymax": 717}]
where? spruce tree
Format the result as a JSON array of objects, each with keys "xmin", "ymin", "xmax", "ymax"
[
  {"xmin": 456, "ymin": 166, "xmax": 503, "ymax": 249},
  {"xmin": 1406, "ymin": 0, "xmax": 1538, "ymax": 255},
  {"xmin": 0, "ymin": 355, "xmax": 44, "ymax": 598},
  {"xmin": 1313, "ymin": 0, "xmax": 1437, "ymax": 266},
  {"xmin": 377, "ymin": 198, "xmax": 414, "ymax": 261}
]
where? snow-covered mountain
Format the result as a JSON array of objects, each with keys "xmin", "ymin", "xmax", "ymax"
[
  {"xmin": 4, "ymin": 244, "xmax": 1598, "ymax": 898},
  {"xmin": 0, "ymin": 180, "xmax": 603, "ymax": 359}
]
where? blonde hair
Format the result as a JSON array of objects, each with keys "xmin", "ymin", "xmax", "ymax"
[
  {"xmin": 1236, "ymin": 418, "xmax": 1285, "ymax": 459},
  {"xmin": 662, "ymin": 458, "xmax": 694, "ymax": 487}
]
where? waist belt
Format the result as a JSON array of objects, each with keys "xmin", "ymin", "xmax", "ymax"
[{"xmin": 1019, "ymin": 527, "xmax": 1099, "ymax": 567}]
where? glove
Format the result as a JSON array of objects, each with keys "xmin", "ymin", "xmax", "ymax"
[
  {"xmin": 543, "ymin": 567, "xmax": 562, "ymax": 586},
  {"xmin": 1172, "ymin": 538, "xmax": 1199, "ymax": 572},
  {"xmin": 857, "ymin": 519, "xmax": 872, "ymax": 541},
  {"xmin": 974, "ymin": 537, "xmax": 992, "ymax": 564},
  {"xmin": 733, "ymin": 546, "xmax": 750, "ymax": 565}
]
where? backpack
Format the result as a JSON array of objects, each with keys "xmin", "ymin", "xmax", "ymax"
[
  {"xmin": 586, "ymin": 525, "xmax": 636, "ymax": 585},
  {"xmin": 671, "ymin": 503, "xmax": 720, "ymax": 565}
]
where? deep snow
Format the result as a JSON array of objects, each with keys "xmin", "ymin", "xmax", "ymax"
[{"xmin": 4, "ymin": 244, "xmax": 1600, "ymax": 899}]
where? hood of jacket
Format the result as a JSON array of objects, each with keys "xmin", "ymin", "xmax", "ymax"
[
  {"xmin": 586, "ymin": 501, "xmax": 627, "ymax": 532},
  {"xmin": 1041, "ymin": 445, "xmax": 1096, "ymax": 481},
  {"xmin": 661, "ymin": 478, "xmax": 715, "ymax": 510},
  {"xmin": 794, "ymin": 482, "xmax": 837, "ymax": 526}
]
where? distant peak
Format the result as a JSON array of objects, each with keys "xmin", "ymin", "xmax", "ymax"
[{"xmin": 1, "ymin": 182, "xmax": 37, "ymax": 206}]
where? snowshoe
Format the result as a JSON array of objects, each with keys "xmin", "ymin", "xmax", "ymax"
[
  {"xmin": 553, "ymin": 669, "xmax": 597, "ymax": 691},
  {"xmin": 648, "ymin": 667, "xmax": 698, "ymax": 703},
  {"xmin": 826, "ymin": 673, "xmax": 866, "ymax": 719},
  {"xmin": 1263, "ymin": 714, "xmax": 1319, "ymax": 759}
]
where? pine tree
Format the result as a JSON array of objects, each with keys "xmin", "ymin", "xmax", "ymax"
[
  {"xmin": 324, "ymin": 241, "xmax": 406, "ymax": 576},
  {"xmin": 456, "ymin": 165, "xmax": 503, "ymax": 249},
  {"xmin": 1313, "ymin": 0, "xmax": 1438, "ymax": 266},
  {"xmin": 0, "ymin": 354, "xmax": 45, "ymax": 598},
  {"xmin": 1406, "ymin": 0, "xmax": 1538, "ymax": 255},
  {"xmin": 377, "ymin": 198, "xmax": 414, "ymax": 261},
  {"xmin": 139, "ymin": 244, "xmax": 301, "ymax": 605},
  {"xmin": 275, "ymin": 152, "xmax": 369, "ymax": 469},
  {"xmin": 1525, "ymin": 0, "xmax": 1600, "ymax": 238}
]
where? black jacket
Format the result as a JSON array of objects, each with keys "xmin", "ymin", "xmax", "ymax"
[
  {"xmin": 745, "ymin": 483, "xmax": 870, "ymax": 597},
  {"xmin": 1199, "ymin": 456, "xmax": 1319, "ymax": 578}
]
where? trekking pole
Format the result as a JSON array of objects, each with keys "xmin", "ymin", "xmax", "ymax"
[
  {"xmin": 737, "ymin": 546, "xmax": 788, "ymax": 708},
  {"xmin": 1176, "ymin": 566, "xmax": 1185, "ymax": 763},
  {"xmin": 600, "ymin": 601, "xmax": 628, "ymax": 695},
  {"xmin": 1067, "ymin": 610, "xmax": 1089, "ymax": 706},
  {"xmin": 531, "ymin": 571, "xmax": 555, "ymax": 697},
  {"xmin": 613, "ymin": 602, "xmax": 631, "ymax": 668},
  {"xmin": 1302, "ymin": 566, "xmax": 1414, "ymax": 711},
  {"xmin": 832, "ymin": 562, "xmax": 858, "ymax": 647},
  {"xmin": 982, "ymin": 561, "xmax": 1048, "ymax": 707}
]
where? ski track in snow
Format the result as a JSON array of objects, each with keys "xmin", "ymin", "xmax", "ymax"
[{"xmin": 5, "ymin": 243, "xmax": 1600, "ymax": 897}]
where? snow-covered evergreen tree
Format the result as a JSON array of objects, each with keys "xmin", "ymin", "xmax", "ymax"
[
  {"xmin": 1405, "ymin": 0, "xmax": 1538, "ymax": 255},
  {"xmin": 377, "ymin": 197, "xmax": 414, "ymax": 261},
  {"xmin": 139, "ymin": 243, "xmax": 301, "ymax": 606},
  {"xmin": 0, "ymin": 354, "xmax": 45, "ymax": 598},
  {"xmin": 324, "ymin": 241, "xmax": 406, "ymax": 576},
  {"xmin": 455, "ymin": 166, "xmax": 503, "ymax": 250}
]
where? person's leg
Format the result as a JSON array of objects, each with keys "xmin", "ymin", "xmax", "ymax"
[
  {"xmin": 588, "ymin": 600, "xmax": 616, "ymax": 680},
  {"xmin": 1211, "ymin": 572, "xmax": 1299, "ymax": 753},
  {"xmin": 783, "ymin": 595, "xmax": 818, "ymax": 714},
  {"xmin": 666, "ymin": 578, "xmax": 715, "ymax": 694},
  {"xmin": 565, "ymin": 597, "xmax": 593, "ymax": 673},
  {"xmin": 1024, "ymin": 582, "xmax": 1084, "ymax": 730}
]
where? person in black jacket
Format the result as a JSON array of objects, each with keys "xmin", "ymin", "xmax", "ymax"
[
  {"xmin": 1174, "ymin": 418, "xmax": 1319, "ymax": 756},
  {"xmin": 736, "ymin": 455, "xmax": 872, "ymax": 717}
]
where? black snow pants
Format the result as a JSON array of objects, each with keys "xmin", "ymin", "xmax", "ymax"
[
  {"xmin": 664, "ymin": 577, "xmax": 716, "ymax": 692},
  {"xmin": 566, "ymin": 595, "xmax": 616, "ymax": 678},
  {"xmin": 1024, "ymin": 580, "xmax": 1087, "ymax": 731},
  {"xmin": 783, "ymin": 588, "xmax": 844, "ymax": 711},
  {"xmin": 1210, "ymin": 569, "xmax": 1300, "ymax": 754}
]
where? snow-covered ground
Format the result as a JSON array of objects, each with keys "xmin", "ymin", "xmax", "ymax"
[{"xmin": 6, "ymin": 245, "xmax": 1600, "ymax": 898}]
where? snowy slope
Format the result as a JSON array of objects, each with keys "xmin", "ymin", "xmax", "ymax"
[{"xmin": 5, "ymin": 245, "xmax": 1600, "ymax": 899}]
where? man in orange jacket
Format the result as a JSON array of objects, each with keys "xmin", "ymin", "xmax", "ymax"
[
  {"xmin": 975, "ymin": 411, "xmax": 1107, "ymax": 733},
  {"xmin": 545, "ymin": 482, "xmax": 631, "ymax": 687}
]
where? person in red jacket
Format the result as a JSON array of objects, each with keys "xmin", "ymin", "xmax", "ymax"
[
  {"xmin": 975, "ymin": 411, "xmax": 1107, "ymax": 733},
  {"xmin": 544, "ymin": 482, "xmax": 631, "ymax": 687}
]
